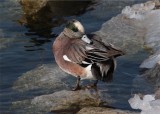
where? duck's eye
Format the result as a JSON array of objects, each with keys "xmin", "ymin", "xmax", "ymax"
[
  {"xmin": 66, "ymin": 22, "xmax": 78, "ymax": 32},
  {"xmin": 72, "ymin": 27, "xmax": 78, "ymax": 32}
]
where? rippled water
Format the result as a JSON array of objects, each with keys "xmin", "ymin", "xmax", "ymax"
[{"xmin": 0, "ymin": 0, "xmax": 152, "ymax": 113}]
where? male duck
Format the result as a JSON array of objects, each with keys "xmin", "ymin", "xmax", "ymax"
[{"xmin": 52, "ymin": 19, "xmax": 124, "ymax": 90}]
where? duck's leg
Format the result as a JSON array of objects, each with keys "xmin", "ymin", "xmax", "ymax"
[
  {"xmin": 72, "ymin": 76, "xmax": 81, "ymax": 91},
  {"xmin": 93, "ymin": 80, "xmax": 98, "ymax": 87}
]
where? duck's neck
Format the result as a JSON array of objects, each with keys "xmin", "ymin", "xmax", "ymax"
[{"xmin": 63, "ymin": 28, "xmax": 83, "ymax": 38}]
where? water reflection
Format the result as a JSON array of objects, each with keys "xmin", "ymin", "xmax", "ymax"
[{"xmin": 18, "ymin": 0, "xmax": 97, "ymax": 50}]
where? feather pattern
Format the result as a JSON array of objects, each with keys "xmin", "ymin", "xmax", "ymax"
[
  {"xmin": 62, "ymin": 34, "xmax": 124, "ymax": 82},
  {"xmin": 64, "ymin": 37, "xmax": 124, "ymax": 64}
]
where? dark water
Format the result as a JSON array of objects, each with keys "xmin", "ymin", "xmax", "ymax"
[{"xmin": 0, "ymin": 0, "xmax": 152, "ymax": 113}]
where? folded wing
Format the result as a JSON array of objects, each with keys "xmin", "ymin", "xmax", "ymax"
[{"xmin": 64, "ymin": 38, "xmax": 124, "ymax": 65}]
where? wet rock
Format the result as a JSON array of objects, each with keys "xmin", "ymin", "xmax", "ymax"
[
  {"xmin": 19, "ymin": 0, "xmax": 96, "ymax": 37},
  {"xmin": 77, "ymin": 107, "xmax": 139, "ymax": 114},
  {"xmin": 13, "ymin": 89, "xmax": 111, "ymax": 113},
  {"xmin": 13, "ymin": 64, "xmax": 69, "ymax": 92},
  {"xmin": 12, "ymin": 64, "xmax": 113, "ymax": 113},
  {"xmin": 142, "ymin": 61, "xmax": 160, "ymax": 88},
  {"xmin": 20, "ymin": 0, "xmax": 48, "ymax": 15},
  {"xmin": 140, "ymin": 53, "xmax": 160, "ymax": 69},
  {"xmin": 12, "ymin": 63, "xmax": 113, "ymax": 113},
  {"xmin": 34, "ymin": 90, "xmax": 101, "ymax": 112},
  {"xmin": 19, "ymin": 0, "xmax": 54, "ymax": 37},
  {"xmin": 20, "ymin": 0, "xmax": 95, "ymax": 16},
  {"xmin": 94, "ymin": 13, "xmax": 145, "ymax": 55},
  {"xmin": 140, "ymin": 9, "xmax": 160, "ymax": 69},
  {"xmin": 123, "ymin": 1, "xmax": 160, "ymax": 90},
  {"xmin": 95, "ymin": 1, "xmax": 160, "ymax": 72}
]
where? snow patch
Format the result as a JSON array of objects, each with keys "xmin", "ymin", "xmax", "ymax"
[{"xmin": 128, "ymin": 94, "xmax": 160, "ymax": 114}]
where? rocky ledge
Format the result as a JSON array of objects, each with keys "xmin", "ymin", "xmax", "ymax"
[
  {"xmin": 13, "ymin": 89, "xmax": 138, "ymax": 114},
  {"xmin": 95, "ymin": 0, "xmax": 160, "ymax": 89},
  {"xmin": 77, "ymin": 107, "xmax": 138, "ymax": 114}
]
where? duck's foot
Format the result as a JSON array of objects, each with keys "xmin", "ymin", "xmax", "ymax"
[
  {"xmin": 86, "ymin": 80, "xmax": 98, "ymax": 89},
  {"xmin": 72, "ymin": 85, "xmax": 81, "ymax": 91},
  {"xmin": 86, "ymin": 84, "xmax": 97, "ymax": 89}
]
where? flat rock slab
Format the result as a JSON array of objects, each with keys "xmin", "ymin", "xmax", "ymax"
[
  {"xmin": 13, "ymin": 64, "xmax": 69, "ymax": 92},
  {"xmin": 94, "ymin": 14, "xmax": 145, "ymax": 55},
  {"xmin": 12, "ymin": 89, "xmax": 112, "ymax": 113},
  {"xmin": 77, "ymin": 107, "xmax": 139, "ymax": 114},
  {"xmin": 33, "ymin": 90, "xmax": 101, "ymax": 112}
]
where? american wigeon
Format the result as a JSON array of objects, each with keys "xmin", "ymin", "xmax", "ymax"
[{"xmin": 52, "ymin": 19, "xmax": 124, "ymax": 90}]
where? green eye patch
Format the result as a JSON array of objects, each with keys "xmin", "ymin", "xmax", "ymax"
[{"xmin": 66, "ymin": 22, "xmax": 78, "ymax": 32}]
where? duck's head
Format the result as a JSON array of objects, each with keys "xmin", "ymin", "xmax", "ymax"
[
  {"xmin": 65, "ymin": 19, "xmax": 92, "ymax": 44},
  {"xmin": 66, "ymin": 19, "xmax": 85, "ymax": 34}
]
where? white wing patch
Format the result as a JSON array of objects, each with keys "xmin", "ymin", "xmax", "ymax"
[
  {"xmin": 63, "ymin": 55, "xmax": 71, "ymax": 62},
  {"xmin": 85, "ymin": 46, "xmax": 94, "ymax": 50},
  {"xmin": 82, "ymin": 61, "xmax": 90, "ymax": 64}
]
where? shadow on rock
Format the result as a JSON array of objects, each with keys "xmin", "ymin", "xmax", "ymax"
[{"xmin": 18, "ymin": 0, "xmax": 97, "ymax": 38}]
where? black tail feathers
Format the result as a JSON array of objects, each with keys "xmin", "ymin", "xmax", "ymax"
[{"xmin": 91, "ymin": 59, "xmax": 115, "ymax": 82}]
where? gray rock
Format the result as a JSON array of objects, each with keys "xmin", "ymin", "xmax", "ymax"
[
  {"xmin": 140, "ymin": 52, "xmax": 160, "ymax": 69},
  {"xmin": 13, "ymin": 64, "xmax": 69, "ymax": 92},
  {"xmin": 12, "ymin": 64, "xmax": 113, "ymax": 113},
  {"xmin": 143, "ymin": 61, "xmax": 160, "ymax": 88},
  {"xmin": 33, "ymin": 90, "xmax": 102, "ymax": 112},
  {"xmin": 94, "ymin": 1, "xmax": 160, "ymax": 74},
  {"xmin": 140, "ymin": 9, "xmax": 160, "ymax": 69},
  {"xmin": 94, "ymin": 14, "xmax": 145, "ymax": 55},
  {"xmin": 120, "ymin": 0, "xmax": 160, "ymax": 89},
  {"xmin": 77, "ymin": 107, "xmax": 139, "ymax": 114},
  {"xmin": 13, "ymin": 89, "xmax": 112, "ymax": 113}
]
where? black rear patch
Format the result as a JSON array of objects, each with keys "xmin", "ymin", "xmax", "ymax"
[
  {"xmin": 79, "ymin": 63, "xmax": 90, "ymax": 68},
  {"xmin": 91, "ymin": 63, "xmax": 102, "ymax": 80},
  {"xmin": 102, "ymin": 60, "xmax": 114, "ymax": 82}
]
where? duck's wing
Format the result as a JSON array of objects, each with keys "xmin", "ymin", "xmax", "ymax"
[
  {"xmin": 91, "ymin": 38, "xmax": 125, "ymax": 58},
  {"xmin": 64, "ymin": 38, "xmax": 124, "ymax": 64},
  {"xmin": 64, "ymin": 39, "xmax": 87, "ymax": 64}
]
